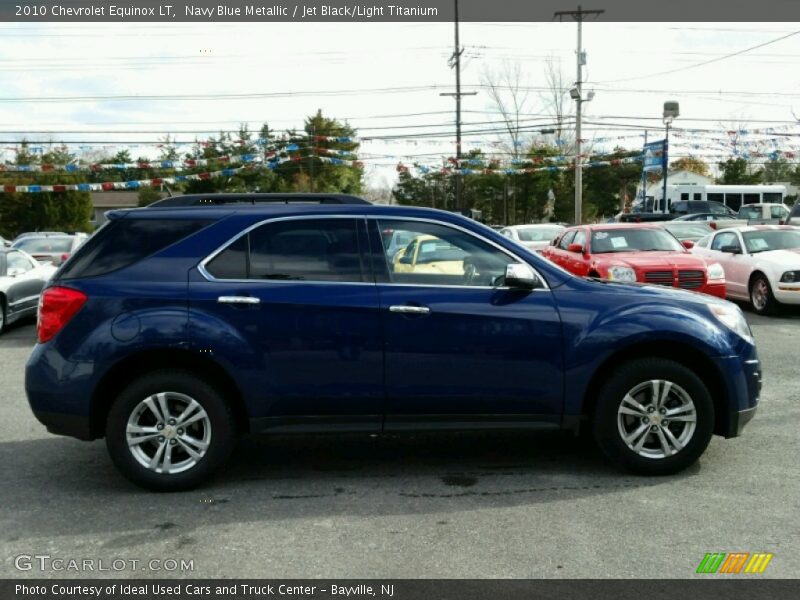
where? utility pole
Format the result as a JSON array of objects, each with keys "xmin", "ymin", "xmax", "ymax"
[
  {"xmin": 441, "ymin": 0, "xmax": 476, "ymax": 212},
  {"xmin": 554, "ymin": 5, "xmax": 604, "ymax": 225}
]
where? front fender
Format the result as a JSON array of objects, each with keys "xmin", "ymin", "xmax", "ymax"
[{"xmin": 553, "ymin": 280, "xmax": 741, "ymax": 417}]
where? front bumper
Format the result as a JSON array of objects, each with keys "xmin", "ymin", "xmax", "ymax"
[
  {"xmin": 774, "ymin": 282, "xmax": 800, "ymax": 304},
  {"xmin": 31, "ymin": 409, "xmax": 94, "ymax": 441},
  {"xmin": 702, "ymin": 281, "xmax": 727, "ymax": 299},
  {"xmin": 714, "ymin": 351, "xmax": 762, "ymax": 438}
]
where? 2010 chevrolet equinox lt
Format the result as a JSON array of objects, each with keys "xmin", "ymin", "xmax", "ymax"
[{"xmin": 25, "ymin": 194, "xmax": 761, "ymax": 491}]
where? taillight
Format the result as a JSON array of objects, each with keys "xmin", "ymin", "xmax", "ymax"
[
  {"xmin": 37, "ymin": 286, "xmax": 87, "ymax": 343},
  {"xmin": 709, "ymin": 222, "xmax": 717, "ymax": 230}
]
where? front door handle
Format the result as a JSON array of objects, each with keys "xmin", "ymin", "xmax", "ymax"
[
  {"xmin": 389, "ymin": 305, "xmax": 431, "ymax": 315},
  {"xmin": 218, "ymin": 296, "xmax": 260, "ymax": 305}
]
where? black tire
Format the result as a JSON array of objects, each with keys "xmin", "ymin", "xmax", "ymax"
[
  {"xmin": 593, "ymin": 358, "xmax": 714, "ymax": 475},
  {"xmin": 749, "ymin": 274, "xmax": 778, "ymax": 316},
  {"xmin": 105, "ymin": 370, "xmax": 236, "ymax": 492}
]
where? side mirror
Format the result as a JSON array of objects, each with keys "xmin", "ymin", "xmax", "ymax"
[
  {"xmin": 567, "ymin": 243, "xmax": 584, "ymax": 254},
  {"xmin": 504, "ymin": 263, "xmax": 541, "ymax": 290},
  {"xmin": 720, "ymin": 245, "xmax": 741, "ymax": 255},
  {"xmin": 7, "ymin": 267, "xmax": 25, "ymax": 277},
  {"xmin": 682, "ymin": 240, "xmax": 695, "ymax": 249},
  {"xmin": 398, "ymin": 255, "xmax": 413, "ymax": 265}
]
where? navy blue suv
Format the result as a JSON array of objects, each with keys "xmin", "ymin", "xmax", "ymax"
[{"xmin": 25, "ymin": 194, "xmax": 761, "ymax": 491}]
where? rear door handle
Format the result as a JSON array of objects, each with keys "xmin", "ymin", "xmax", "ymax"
[
  {"xmin": 389, "ymin": 305, "xmax": 431, "ymax": 315},
  {"xmin": 217, "ymin": 296, "xmax": 260, "ymax": 305}
]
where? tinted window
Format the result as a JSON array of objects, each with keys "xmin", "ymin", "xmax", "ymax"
[
  {"xmin": 205, "ymin": 235, "xmax": 248, "ymax": 279},
  {"xmin": 707, "ymin": 193, "xmax": 724, "ymax": 203},
  {"xmin": 58, "ymin": 219, "xmax": 211, "ymax": 280},
  {"xmin": 693, "ymin": 193, "xmax": 702, "ymax": 201},
  {"xmin": 763, "ymin": 193, "xmax": 783, "ymax": 203},
  {"xmin": 670, "ymin": 201, "xmax": 687, "ymax": 214},
  {"xmin": 681, "ymin": 193, "xmax": 689, "ymax": 201},
  {"xmin": 516, "ymin": 226, "xmax": 564, "ymax": 242},
  {"xmin": 247, "ymin": 219, "xmax": 364, "ymax": 282},
  {"xmin": 14, "ymin": 237, "xmax": 73, "ymax": 253},
  {"xmin": 708, "ymin": 202, "xmax": 730, "ymax": 215}
]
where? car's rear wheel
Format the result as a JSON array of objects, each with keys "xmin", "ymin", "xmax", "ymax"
[
  {"xmin": 105, "ymin": 370, "xmax": 236, "ymax": 491},
  {"xmin": 593, "ymin": 358, "xmax": 714, "ymax": 475},
  {"xmin": 750, "ymin": 274, "xmax": 778, "ymax": 316}
]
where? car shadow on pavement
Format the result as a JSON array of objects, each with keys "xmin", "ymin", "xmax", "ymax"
[{"xmin": 0, "ymin": 430, "xmax": 693, "ymax": 543}]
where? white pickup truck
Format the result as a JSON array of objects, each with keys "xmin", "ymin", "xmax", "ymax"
[{"xmin": 736, "ymin": 203, "xmax": 791, "ymax": 225}]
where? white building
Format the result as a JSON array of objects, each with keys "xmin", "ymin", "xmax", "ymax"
[{"xmin": 642, "ymin": 169, "xmax": 715, "ymax": 201}]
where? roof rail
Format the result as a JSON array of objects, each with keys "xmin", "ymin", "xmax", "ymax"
[{"xmin": 148, "ymin": 193, "xmax": 371, "ymax": 208}]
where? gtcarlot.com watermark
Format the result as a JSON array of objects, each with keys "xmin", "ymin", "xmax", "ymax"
[{"xmin": 14, "ymin": 554, "xmax": 194, "ymax": 573}]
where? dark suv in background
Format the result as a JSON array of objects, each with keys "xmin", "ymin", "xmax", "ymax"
[{"xmin": 25, "ymin": 194, "xmax": 761, "ymax": 491}]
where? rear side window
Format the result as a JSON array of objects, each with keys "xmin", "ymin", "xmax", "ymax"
[
  {"xmin": 57, "ymin": 218, "xmax": 211, "ymax": 280},
  {"xmin": 205, "ymin": 218, "xmax": 365, "ymax": 283}
]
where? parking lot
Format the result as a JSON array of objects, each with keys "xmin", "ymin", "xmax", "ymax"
[{"xmin": 1, "ymin": 308, "xmax": 798, "ymax": 579}]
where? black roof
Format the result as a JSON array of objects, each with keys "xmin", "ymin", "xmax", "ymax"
[{"xmin": 148, "ymin": 193, "xmax": 371, "ymax": 208}]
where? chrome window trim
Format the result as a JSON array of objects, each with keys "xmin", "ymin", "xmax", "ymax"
[{"xmin": 197, "ymin": 213, "xmax": 550, "ymax": 291}]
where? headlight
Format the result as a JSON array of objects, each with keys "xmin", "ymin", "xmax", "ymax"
[
  {"xmin": 706, "ymin": 262, "xmax": 725, "ymax": 280},
  {"xmin": 607, "ymin": 266, "xmax": 637, "ymax": 282},
  {"xmin": 708, "ymin": 303, "xmax": 754, "ymax": 344},
  {"xmin": 780, "ymin": 270, "xmax": 800, "ymax": 283}
]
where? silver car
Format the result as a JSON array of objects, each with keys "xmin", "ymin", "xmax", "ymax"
[
  {"xmin": 0, "ymin": 248, "xmax": 56, "ymax": 333},
  {"xmin": 11, "ymin": 233, "xmax": 87, "ymax": 266},
  {"xmin": 499, "ymin": 224, "xmax": 566, "ymax": 253}
]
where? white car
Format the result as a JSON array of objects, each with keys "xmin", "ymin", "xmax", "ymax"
[
  {"xmin": 499, "ymin": 224, "xmax": 566, "ymax": 253},
  {"xmin": 0, "ymin": 248, "xmax": 57, "ymax": 333},
  {"xmin": 691, "ymin": 225, "xmax": 800, "ymax": 315}
]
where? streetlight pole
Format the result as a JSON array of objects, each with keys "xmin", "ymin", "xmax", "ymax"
[{"xmin": 661, "ymin": 101, "xmax": 679, "ymax": 214}]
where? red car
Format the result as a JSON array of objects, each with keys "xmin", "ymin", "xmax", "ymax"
[{"xmin": 542, "ymin": 223, "xmax": 727, "ymax": 298}]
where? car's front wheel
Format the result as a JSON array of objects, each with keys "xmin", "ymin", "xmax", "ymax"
[
  {"xmin": 105, "ymin": 370, "xmax": 236, "ymax": 491},
  {"xmin": 750, "ymin": 274, "xmax": 778, "ymax": 316},
  {"xmin": 593, "ymin": 359, "xmax": 714, "ymax": 475}
]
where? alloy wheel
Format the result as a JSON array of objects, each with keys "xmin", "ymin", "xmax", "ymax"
[
  {"xmin": 616, "ymin": 379, "xmax": 697, "ymax": 460},
  {"xmin": 126, "ymin": 392, "xmax": 211, "ymax": 474}
]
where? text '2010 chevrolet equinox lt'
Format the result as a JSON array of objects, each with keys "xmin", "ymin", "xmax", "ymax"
[{"xmin": 25, "ymin": 194, "xmax": 761, "ymax": 491}]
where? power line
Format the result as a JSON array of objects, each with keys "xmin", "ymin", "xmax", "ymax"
[{"xmin": 593, "ymin": 28, "xmax": 800, "ymax": 84}]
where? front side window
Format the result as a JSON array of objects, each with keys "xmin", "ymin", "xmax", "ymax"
[
  {"xmin": 770, "ymin": 205, "xmax": 788, "ymax": 219},
  {"xmin": 7, "ymin": 251, "xmax": 35, "ymax": 273},
  {"xmin": 711, "ymin": 232, "xmax": 740, "ymax": 252},
  {"xmin": 558, "ymin": 230, "xmax": 577, "ymax": 250},
  {"xmin": 376, "ymin": 220, "xmax": 514, "ymax": 287},
  {"xmin": 205, "ymin": 218, "xmax": 365, "ymax": 282}
]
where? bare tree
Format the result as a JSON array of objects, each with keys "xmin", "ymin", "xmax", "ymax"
[
  {"xmin": 540, "ymin": 57, "xmax": 575, "ymax": 151},
  {"xmin": 481, "ymin": 62, "xmax": 534, "ymax": 160}
]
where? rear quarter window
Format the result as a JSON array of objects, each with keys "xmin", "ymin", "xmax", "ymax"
[{"xmin": 57, "ymin": 218, "xmax": 211, "ymax": 280}]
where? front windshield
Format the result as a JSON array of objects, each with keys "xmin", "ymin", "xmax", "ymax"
[
  {"xmin": 742, "ymin": 230, "xmax": 800, "ymax": 254},
  {"xmin": 516, "ymin": 226, "xmax": 564, "ymax": 242},
  {"xmin": 591, "ymin": 228, "xmax": 685, "ymax": 253},
  {"xmin": 14, "ymin": 237, "xmax": 73, "ymax": 253}
]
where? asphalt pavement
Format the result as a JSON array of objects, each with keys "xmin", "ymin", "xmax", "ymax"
[{"xmin": 1, "ymin": 308, "xmax": 798, "ymax": 579}]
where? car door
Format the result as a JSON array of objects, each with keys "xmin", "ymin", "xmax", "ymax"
[
  {"xmin": 368, "ymin": 218, "xmax": 564, "ymax": 426},
  {"xmin": 190, "ymin": 216, "xmax": 383, "ymax": 430},
  {"xmin": 563, "ymin": 229, "xmax": 590, "ymax": 276},
  {"xmin": 704, "ymin": 231, "xmax": 749, "ymax": 299},
  {"xmin": 548, "ymin": 230, "xmax": 576, "ymax": 270},
  {"xmin": 3, "ymin": 250, "xmax": 44, "ymax": 316}
]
